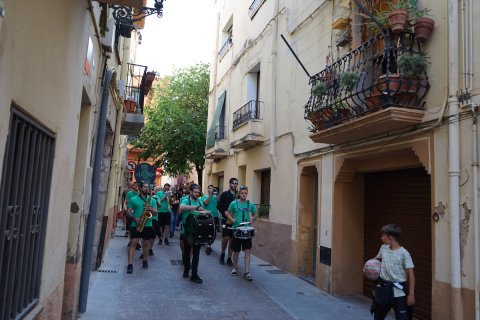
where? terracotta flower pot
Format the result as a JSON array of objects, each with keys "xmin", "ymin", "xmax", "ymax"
[
  {"xmin": 414, "ymin": 18, "xmax": 435, "ymax": 42},
  {"xmin": 124, "ymin": 99, "xmax": 137, "ymax": 113},
  {"xmin": 387, "ymin": 9, "xmax": 408, "ymax": 33},
  {"xmin": 378, "ymin": 74, "xmax": 402, "ymax": 92}
]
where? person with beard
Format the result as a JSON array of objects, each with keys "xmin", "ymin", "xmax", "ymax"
[
  {"xmin": 217, "ymin": 178, "xmax": 238, "ymax": 266},
  {"xmin": 179, "ymin": 184, "xmax": 205, "ymax": 283},
  {"xmin": 126, "ymin": 181, "xmax": 158, "ymax": 274}
]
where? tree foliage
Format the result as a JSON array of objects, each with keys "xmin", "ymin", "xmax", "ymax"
[{"xmin": 134, "ymin": 63, "xmax": 210, "ymax": 184}]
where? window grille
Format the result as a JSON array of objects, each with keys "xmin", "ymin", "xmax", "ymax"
[
  {"xmin": 248, "ymin": 0, "xmax": 267, "ymax": 19},
  {"xmin": 0, "ymin": 108, "xmax": 55, "ymax": 320}
]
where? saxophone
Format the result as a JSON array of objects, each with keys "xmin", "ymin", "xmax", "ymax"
[{"xmin": 136, "ymin": 196, "xmax": 152, "ymax": 232}]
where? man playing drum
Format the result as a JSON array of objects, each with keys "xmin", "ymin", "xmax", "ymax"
[
  {"xmin": 225, "ymin": 185, "xmax": 257, "ymax": 281},
  {"xmin": 179, "ymin": 184, "xmax": 205, "ymax": 284}
]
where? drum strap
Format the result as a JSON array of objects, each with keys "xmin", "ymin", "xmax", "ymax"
[
  {"xmin": 188, "ymin": 197, "xmax": 203, "ymax": 209},
  {"xmin": 236, "ymin": 200, "xmax": 250, "ymax": 223}
]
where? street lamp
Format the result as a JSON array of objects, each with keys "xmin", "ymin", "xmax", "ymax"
[{"xmin": 112, "ymin": 0, "xmax": 165, "ymax": 38}]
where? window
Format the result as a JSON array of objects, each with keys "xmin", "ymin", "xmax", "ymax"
[
  {"xmin": 259, "ymin": 169, "xmax": 271, "ymax": 218},
  {"xmin": 249, "ymin": 0, "xmax": 267, "ymax": 19},
  {"xmin": 0, "ymin": 107, "xmax": 55, "ymax": 319},
  {"xmin": 218, "ymin": 17, "xmax": 233, "ymax": 59},
  {"xmin": 246, "ymin": 64, "xmax": 261, "ymax": 118}
]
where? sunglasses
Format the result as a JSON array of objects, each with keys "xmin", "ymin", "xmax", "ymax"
[
  {"xmin": 230, "ymin": 181, "xmax": 238, "ymax": 185},
  {"xmin": 239, "ymin": 186, "xmax": 248, "ymax": 190}
]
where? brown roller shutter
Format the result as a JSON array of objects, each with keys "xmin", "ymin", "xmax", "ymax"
[
  {"xmin": 363, "ymin": 168, "xmax": 432, "ymax": 320},
  {"xmin": 260, "ymin": 170, "xmax": 271, "ymax": 205}
]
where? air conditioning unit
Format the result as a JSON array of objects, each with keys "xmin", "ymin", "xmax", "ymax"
[
  {"xmin": 101, "ymin": 19, "xmax": 116, "ymax": 53},
  {"xmin": 117, "ymin": 79, "xmax": 126, "ymax": 99}
]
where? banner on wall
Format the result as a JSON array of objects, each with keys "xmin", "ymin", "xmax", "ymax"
[{"xmin": 134, "ymin": 163, "xmax": 155, "ymax": 185}]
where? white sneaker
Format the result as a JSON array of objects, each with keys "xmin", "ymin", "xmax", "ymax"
[
  {"xmin": 244, "ymin": 272, "xmax": 253, "ymax": 281},
  {"xmin": 231, "ymin": 268, "xmax": 238, "ymax": 275}
]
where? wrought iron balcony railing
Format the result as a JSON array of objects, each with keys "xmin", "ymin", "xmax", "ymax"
[
  {"xmin": 255, "ymin": 203, "xmax": 270, "ymax": 219},
  {"xmin": 125, "ymin": 63, "xmax": 148, "ymax": 114},
  {"xmin": 304, "ymin": 31, "xmax": 430, "ymax": 132},
  {"xmin": 233, "ymin": 100, "xmax": 262, "ymax": 130},
  {"xmin": 249, "ymin": 0, "xmax": 266, "ymax": 19},
  {"xmin": 215, "ymin": 124, "xmax": 227, "ymax": 140},
  {"xmin": 218, "ymin": 35, "xmax": 232, "ymax": 59}
]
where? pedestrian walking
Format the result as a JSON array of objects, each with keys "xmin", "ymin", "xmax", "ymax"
[
  {"xmin": 217, "ymin": 177, "xmax": 238, "ymax": 266},
  {"xmin": 155, "ymin": 183, "xmax": 173, "ymax": 245},
  {"xmin": 201, "ymin": 184, "xmax": 219, "ymax": 255},
  {"xmin": 179, "ymin": 184, "xmax": 205, "ymax": 283},
  {"xmin": 125, "ymin": 181, "xmax": 158, "ymax": 273},
  {"xmin": 225, "ymin": 185, "xmax": 257, "ymax": 281},
  {"xmin": 369, "ymin": 224, "xmax": 415, "ymax": 320}
]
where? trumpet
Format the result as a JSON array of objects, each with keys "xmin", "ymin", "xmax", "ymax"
[{"xmin": 136, "ymin": 196, "xmax": 152, "ymax": 232}]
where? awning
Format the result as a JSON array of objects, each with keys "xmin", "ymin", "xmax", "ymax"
[{"xmin": 206, "ymin": 91, "xmax": 226, "ymax": 149}]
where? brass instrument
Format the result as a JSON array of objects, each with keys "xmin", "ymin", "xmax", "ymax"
[{"xmin": 136, "ymin": 196, "xmax": 152, "ymax": 232}]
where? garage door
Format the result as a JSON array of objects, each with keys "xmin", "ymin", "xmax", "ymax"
[{"xmin": 363, "ymin": 168, "xmax": 432, "ymax": 320}]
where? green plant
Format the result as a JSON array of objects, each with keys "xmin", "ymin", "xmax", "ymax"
[
  {"xmin": 339, "ymin": 71, "xmax": 360, "ymax": 90},
  {"xmin": 368, "ymin": 10, "xmax": 389, "ymax": 31},
  {"xmin": 312, "ymin": 82, "xmax": 328, "ymax": 97},
  {"xmin": 411, "ymin": 7, "xmax": 431, "ymax": 19},
  {"xmin": 387, "ymin": 0, "xmax": 413, "ymax": 11},
  {"xmin": 397, "ymin": 52, "xmax": 429, "ymax": 77},
  {"xmin": 258, "ymin": 204, "xmax": 270, "ymax": 218}
]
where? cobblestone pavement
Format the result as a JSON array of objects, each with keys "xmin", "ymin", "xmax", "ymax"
[{"xmin": 79, "ymin": 225, "xmax": 381, "ymax": 320}]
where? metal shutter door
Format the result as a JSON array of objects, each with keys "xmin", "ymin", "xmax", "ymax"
[{"xmin": 363, "ymin": 168, "xmax": 432, "ymax": 320}]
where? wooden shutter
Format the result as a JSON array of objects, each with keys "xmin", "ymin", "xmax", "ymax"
[{"xmin": 260, "ymin": 170, "xmax": 271, "ymax": 205}]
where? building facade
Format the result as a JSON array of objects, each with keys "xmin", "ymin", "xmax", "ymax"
[
  {"xmin": 204, "ymin": 0, "xmax": 479, "ymax": 319},
  {"xmin": 0, "ymin": 0, "xmax": 151, "ymax": 319}
]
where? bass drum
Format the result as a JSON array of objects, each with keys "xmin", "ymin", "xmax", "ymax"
[{"xmin": 185, "ymin": 212, "xmax": 216, "ymax": 246}]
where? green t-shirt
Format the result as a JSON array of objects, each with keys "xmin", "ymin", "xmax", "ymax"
[
  {"xmin": 125, "ymin": 190, "xmax": 139, "ymax": 202},
  {"xmin": 201, "ymin": 194, "xmax": 219, "ymax": 218},
  {"xmin": 180, "ymin": 196, "xmax": 204, "ymax": 234},
  {"xmin": 150, "ymin": 195, "xmax": 160, "ymax": 220},
  {"xmin": 227, "ymin": 200, "xmax": 257, "ymax": 228},
  {"xmin": 155, "ymin": 191, "xmax": 171, "ymax": 213},
  {"xmin": 127, "ymin": 195, "xmax": 158, "ymax": 228}
]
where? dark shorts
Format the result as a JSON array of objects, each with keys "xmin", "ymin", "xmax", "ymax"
[
  {"xmin": 158, "ymin": 211, "xmax": 171, "ymax": 226},
  {"xmin": 231, "ymin": 238, "xmax": 252, "ymax": 252},
  {"xmin": 129, "ymin": 226, "xmax": 154, "ymax": 240},
  {"xmin": 221, "ymin": 218, "xmax": 233, "ymax": 238}
]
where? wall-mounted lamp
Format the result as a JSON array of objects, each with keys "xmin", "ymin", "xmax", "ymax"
[{"xmin": 112, "ymin": 0, "xmax": 165, "ymax": 38}]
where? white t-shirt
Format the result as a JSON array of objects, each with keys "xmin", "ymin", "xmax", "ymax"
[{"xmin": 375, "ymin": 244, "xmax": 414, "ymax": 297}]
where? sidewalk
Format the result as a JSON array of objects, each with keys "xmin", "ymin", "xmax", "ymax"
[{"xmin": 79, "ymin": 225, "xmax": 378, "ymax": 320}]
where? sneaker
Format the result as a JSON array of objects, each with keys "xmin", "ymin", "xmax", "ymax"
[
  {"xmin": 190, "ymin": 275, "xmax": 203, "ymax": 284},
  {"xmin": 164, "ymin": 238, "xmax": 169, "ymax": 245},
  {"xmin": 226, "ymin": 257, "xmax": 234, "ymax": 266},
  {"xmin": 183, "ymin": 270, "xmax": 189, "ymax": 278},
  {"xmin": 136, "ymin": 243, "xmax": 141, "ymax": 250},
  {"xmin": 126, "ymin": 264, "xmax": 133, "ymax": 274},
  {"xmin": 149, "ymin": 249, "xmax": 154, "ymax": 256},
  {"xmin": 219, "ymin": 253, "xmax": 225, "ymax": 265},
  {"xmin": 158, "ymin": 238, "xmax": 163, "ymax": 245},
  {"xmin": 139, "ymin": 254, "xmax": 144, "ymax": 259},
  {"xmin": 142, "ymin": 260, "xmax": 149, "ymax": 269},
  {"xmin": 205, "ymin": 247, "xmax": 212, "ymax": 255},
  {"xmin": 244, "ymin": 272, "xmax": 253, "ymax": 281},
  {"xmin": 231, "ymin": 268, "xmax": 238, "ymax": 276},
  {"xmin": 125, "ymin": 232, "xmax": 129, "ymax": 237}
]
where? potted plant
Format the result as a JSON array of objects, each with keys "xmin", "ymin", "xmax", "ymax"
[
  {"xmin": 312, "ymin": 82, "xmax": 328, "ymax": 97},
  {"xmin": 412, "ymin": 7, "xmax": 435, "ymax": 42},
  {"xmin": 124, "ymin": 99, "xmax": 137, "ymax": 113},
  {"xmin": 397, "ymin": 52, "xmax": 428, "ymax": 91},
  {"xmin": 339, "ymin": 71, "xmax": 360, "ymax": 91},
  {"xmin": 386, "ymin": 1, "xmax": 412, "ymax": 33},
  {"xmin": 368, "ymin": 10, "xmax": 390, "ymax": 33}
]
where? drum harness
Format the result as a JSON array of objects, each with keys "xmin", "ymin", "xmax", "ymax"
[{"xmin": 235, "ymin": 200, "xmax": 250, "ymax": 225}]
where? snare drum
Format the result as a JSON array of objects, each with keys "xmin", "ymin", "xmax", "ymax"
[
  {"xmin": 233, "ymin": 226, "xmax": 256, "ymax": 239},
  {"xmin": 185, "ymin": 212, "xmax": 216, "ymax": 245}
]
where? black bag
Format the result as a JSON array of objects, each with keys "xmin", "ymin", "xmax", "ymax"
[{"xmin": 370, "ymin": 279, "xmax": 394, "ymax": 314}]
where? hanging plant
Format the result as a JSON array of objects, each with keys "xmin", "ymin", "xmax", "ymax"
[
  {"xmin": 397, "ymin": 52, "xmax": 429, "ymax": 77},
  {"xmin": 339, "ymin": 71, "xmax": 360, "ymax": 91},
  {"xmin": 412, "ymin": 7, "xmax": 435, "ymax": 42},
  {"xmin": 312, "ymin": 82, "xmax": 328, "ymax": 97}
]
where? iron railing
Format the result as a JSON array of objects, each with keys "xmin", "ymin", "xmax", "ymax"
[
  {"xmin": 232, "ymin": 100, "xmax": 262, "ymax": 130},
  {"xmin": 249, "ymin": 0, "xmax": 266, "ymax": 19},
  {"xmin": 0, "ymin": 108, "xmax": 55, "ymax": 320},
  {"xmin": 125, "ymin": 63, "xmax": 148, "ymax": 113},
  {"xmin": 215, "ymin": 124, "xmax": 227, "ymax": 140},
  {"xmin": 304, "ymin": 31, "xmax": 430, "ymax": 132},
  {"xmin": 218, "ymin": 35, "xmax": 232, "ymax": 59}
]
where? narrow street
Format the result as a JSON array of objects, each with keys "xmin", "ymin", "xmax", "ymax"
[{"xmin": 79, "ymin": 225, "xmax": 378, "ymax": 320}]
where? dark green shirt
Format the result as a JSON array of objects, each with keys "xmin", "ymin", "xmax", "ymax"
[{"xmin": 127, "ymin": 195, "xmax": 157, "ymax": 228}]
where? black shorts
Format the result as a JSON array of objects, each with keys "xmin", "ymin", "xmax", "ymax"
[
  {"xmin": 158, "ymin": 211, "xmax": 171, "ymax": 226},
  {"xmin": 231, "ymin": 238, "xmax": 252, "ymax": 252},
  {"xmin": 221, "ymin": 218, "xmax": 233, "ymax": 238},
  {"xmin": 129, "ymin": 226, "xmax": 154, "ymax": 240}
]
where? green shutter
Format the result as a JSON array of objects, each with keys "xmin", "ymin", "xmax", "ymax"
[{"xmin": 206, "ymin": 91, "xmax": 226, "ymax": 149}]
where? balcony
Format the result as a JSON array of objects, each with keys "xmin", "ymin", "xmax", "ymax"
[
  {"xmin": 249, "ymin": 0, "xmax": 266, "ymax": 19},
  {"xmin": 218, "ymin": 35, "xmax": 232, "ymax": 60},
  {"xmin": 205, "ymin": 125, "xmax": 229, "ymax": 160},
  {"xmin": 305, "ymin": 31, "xmax": 430, "ymax": 145},
  {"xmin": 231, "ymin": 100, "xmax": 264, "ymax": 149},
  {"xmin": 121, "ymin": 63, "xmax": 149, "ymax": 136},
  {"xmin": 97, "ymin": 0, "xmax": 143, "ymax": 9}
]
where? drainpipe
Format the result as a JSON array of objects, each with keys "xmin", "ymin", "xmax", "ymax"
[
  {"xmin": 78, "ymin": 68, "xmax": 114, "ymax": 313},
  {"xmin": 448, "ymin": 0, "xmax": 463, "ymax": 318},
  {"xmin": 269, "ymin": 0, "xmax": 279, "ymax": 169},
  {"xmin": 472, "ymin": 105, "xmax": 480, "ymax": 320}
]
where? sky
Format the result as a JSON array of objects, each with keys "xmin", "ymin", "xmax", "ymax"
[{"xmin": 136, "ymin": 0, "xmax": 215, "ymax": 77}]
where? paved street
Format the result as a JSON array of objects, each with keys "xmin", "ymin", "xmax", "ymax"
[{"xmin": 79, "ymin": 225, "xmax": 379, "ymax": 320}]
